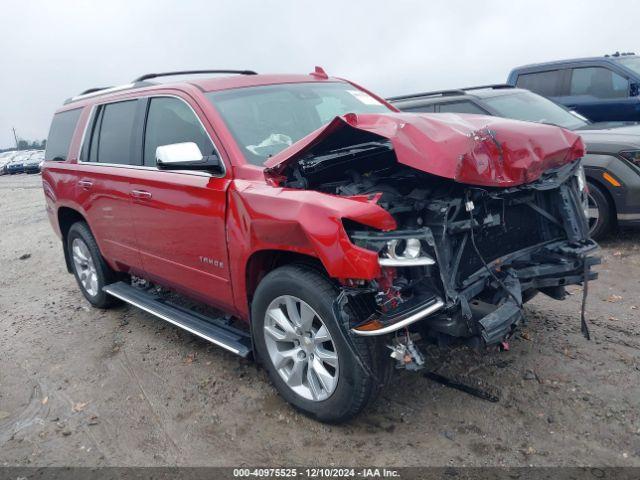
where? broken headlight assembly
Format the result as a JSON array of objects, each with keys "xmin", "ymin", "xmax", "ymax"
[
  {"xmin": 343, "ymin": 222, "xmax": 436, "ymax": 268},
  {"xmin": 340, "ymin": 221, "xmax": 445, "ymax": 336},
  {"xmin": 379, "ymin": 238, "xmax": 435, "ymax": 267}
]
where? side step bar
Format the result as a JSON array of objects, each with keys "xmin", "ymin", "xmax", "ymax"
[{"xmin": 103, "ymin": 281, "xmax": 252, "ymax": 357}]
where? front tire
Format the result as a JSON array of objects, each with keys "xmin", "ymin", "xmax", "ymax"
[
  {"xmin": 252, "ymin": 265, "xmax": 386, "ymax": 423},
  {"xmin": 587, "ymin": 182, "xmax": 613, "ymax": 240},
  {"xmin": 67, "ymin": 222, "xmax": 119, "ymax": 309}
]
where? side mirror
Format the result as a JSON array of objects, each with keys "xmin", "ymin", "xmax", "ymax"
[
  {"xmin": 156, "ymin": 142, "xmax": 221, "ymax": 172},
  {"xmin": 630, "ymin": 82, "xmax": 639, "ymax": 97}
]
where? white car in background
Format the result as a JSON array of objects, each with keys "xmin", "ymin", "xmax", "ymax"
[
  {"xmin": 0, "ymin": 151, "xmax": 19, "ymax": 175},
  {"xmin": 24, "ymin": 150, "xmax": 45, "ymax": 174}
]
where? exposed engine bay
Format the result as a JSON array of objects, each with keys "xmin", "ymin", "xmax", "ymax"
[{"xmin": 268, "ymin": 126, "xmax": 599, "ymax": 368}]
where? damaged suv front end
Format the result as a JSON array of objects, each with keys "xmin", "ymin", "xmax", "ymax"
[{"xmin": 264, "ymin": 111, "xmax": 599, "ymax": 356}]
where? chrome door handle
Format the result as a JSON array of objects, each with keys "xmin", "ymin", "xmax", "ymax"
[
  {"xmin": 78, "ymin": 180, "xmax": 93, "ymax": 189},
  {"xmin": 131, "ymin": 189, "xmax": 152, "ymax": 199}
]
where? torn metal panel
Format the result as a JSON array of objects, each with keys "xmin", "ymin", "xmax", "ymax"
[{"xmin": 264, "ymin": 112, "xmax": 585, "ymax": 187}]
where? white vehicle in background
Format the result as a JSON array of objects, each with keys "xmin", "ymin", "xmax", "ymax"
[
  {"xmin": 24, "ymin": 150, "xmax": 45, "ymax": 174},
  {"xmin": 5, "ymin": 151, "xmax": 36, "ymax": 175},
  {"xmin": 0, "ymin": 151, "xmax": 19, "ymax": 175}
]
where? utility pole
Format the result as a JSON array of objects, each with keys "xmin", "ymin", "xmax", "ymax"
[{"xmin": 12, "ymin": 127, "xmax": 19, "ymax": 149}]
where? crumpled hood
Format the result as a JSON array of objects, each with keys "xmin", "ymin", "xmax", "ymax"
[{"xmin": 264, "ymin": 112, "xmax": 585, "ymax": 187}]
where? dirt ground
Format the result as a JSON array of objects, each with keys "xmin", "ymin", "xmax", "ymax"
[{"xmin": 0, "ymin": 174, "xmax": 639, "ymax": 467}]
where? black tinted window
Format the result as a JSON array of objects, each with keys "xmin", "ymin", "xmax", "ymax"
[
  {"xmin": 515, "ymin": 70, "xmax": 563, "ymax": 96},
  {"xmin": 143, "ymin": 97, "xmax": 214, "ymax": 166},
  {"xmin": 45, "ymin": 108, "xmax": 82, "ymax": 161},
  {"xmin": 569, "ymin": 67, "xmax": 629, "ymax": 98},
  {"xmin": 88, "ymin": 100, "xmax": 137, "ymax": 164},
  {"xmin": 400, "ymin": 104, "xmax": 436, "ymax": 113},
  {"xmin": 437, "ymin": 101, "xmax": 487, "ymax": 114}
]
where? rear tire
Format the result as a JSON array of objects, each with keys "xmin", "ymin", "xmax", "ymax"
[
  {"xmin": 252, "ymin": 265, "xmax": 387, "ymax": 423},
  {"xmin": 67, "ymin": 222, "xmax": 119, "ymax": 309},
  {"xmin": 587, "ymin": 182, "xmax": 613, "ymax": 240}
]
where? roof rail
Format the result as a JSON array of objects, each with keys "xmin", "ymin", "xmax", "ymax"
[
  {"xmin": 64, "ymin": 82, "xmax": 154, "ymax": 105},
  {"xmin": 65, "ymin": 70, "xmax": 258, "ymax": 105},
  {"xmin": 388, "ymin": 84, "xmax": 517, "ymax": 102},
  {"xmin": 461, "ymin": 84, "xmax": 515, "ymax": 91},
  {"xmin": 80, "ymin": 87, "xmax": 113, "ymax": 95},
  {"xmin": 387, "ymin": 89, "xmax": 466, "ymax": 102},
  {"xmin": 133, "ymin": 69, "xmax": 257, "ymax": 82}
]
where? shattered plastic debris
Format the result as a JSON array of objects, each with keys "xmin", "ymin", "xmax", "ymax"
[{"xmin": 388, "ymin": 336, "xmax": 424, "ymax": 371}]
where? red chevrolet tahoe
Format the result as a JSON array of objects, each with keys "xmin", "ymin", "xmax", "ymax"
[{"xmin": 42, "ymin": 68, "xmax": 598, "ymax": 422}]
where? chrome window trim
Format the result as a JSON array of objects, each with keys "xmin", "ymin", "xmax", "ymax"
[{"xmin": 77, "ymin": 94, "xmax": 227, "ymax": 178}]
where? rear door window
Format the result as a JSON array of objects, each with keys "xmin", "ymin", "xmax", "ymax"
[
  {"xmin": 569, "ymin": 67, "xmax": 629, "ymax": 98},
  {"xmin": 45, "ymin": 108, "xmax": 82, "ymax": 161},
  {"xmin": 515, "ymin": 70, "xmax": 564, "ymax": 96},
  {"xmin": 86, "ymin": 100, "xmax": 138, "ymax": 164},
  {"xmin": 436, "ymin": 101, "xmax": 488, "ymax": 114}
]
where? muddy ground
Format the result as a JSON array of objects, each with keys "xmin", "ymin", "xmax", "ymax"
[{"xmin": 0, "ymin": 174, "xmax": 639, "ymax": 467}]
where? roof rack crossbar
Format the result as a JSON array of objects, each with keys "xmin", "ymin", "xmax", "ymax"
[
  {"xmin": 134, "ymin": 70, "xmax": 257, "ymax": 82},
  {"xmin": 387, "ymin": 89, "xmax": 467, "ymax": 102}
]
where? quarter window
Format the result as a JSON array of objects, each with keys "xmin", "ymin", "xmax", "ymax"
[
  {"xmin": 569, "ymin": 67, "xmax": 629, "ymax": 99},
  {"xmin": 143, "ymin": 97, "xmax": 215, "ymax": 167},
  {"xmin": 515, "ymin": 70, "xmax": 564, "ymax": 96},
  {"xmin": 45, "ymin": 108, "xmax": 82, "ymax": 161}
]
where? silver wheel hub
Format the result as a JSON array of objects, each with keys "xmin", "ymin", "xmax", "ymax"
[
  {"xmin": 263, "ymin": 295, "xmax": 339, "ymax": 401},
  {"xmin": 71, "ymin": 238, "xmax": 99, "ymax": 297},
  {"xmin": 587, "ymin": 193, "xmax": 599, "ymax": 230}
]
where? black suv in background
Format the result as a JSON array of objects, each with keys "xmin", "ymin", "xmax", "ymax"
[
  {"xmin": 507, "ymin": 53, "xmax": 640, "ymax": 122},
  {"xmin": 389, "ymin": 85, "xmax": 640, "ymax": 239}
]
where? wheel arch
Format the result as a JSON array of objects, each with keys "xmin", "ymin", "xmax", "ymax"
[
  {"xmin": 245, "ymin": 249, "xmax": 329, "ymax": 315},
  {"xmin": 57, "ymin": 207, "xmax": 89, "ymax": 273},
  {"xmin": 586, "ymin": 176, "xmax": 618, "ymax": 226}
]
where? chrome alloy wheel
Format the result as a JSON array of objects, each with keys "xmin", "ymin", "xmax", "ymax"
[
  {"xmin": 71, "ymin": 238, "xmax": 99, "ymax": 297},
  {"xmin": 263, "ymin": 295, "xmax": 339, "ymax": 401}
]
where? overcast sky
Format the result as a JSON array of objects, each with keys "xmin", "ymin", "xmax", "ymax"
[{"xmin": 1, "ymin": 0, "xmax": 639, "ymax": 148}]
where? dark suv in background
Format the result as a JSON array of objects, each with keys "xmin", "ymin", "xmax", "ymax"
[
  {"xmin": 389, "ymin": 85, "xmax": 640, "ymax": 239},
  {"xmin": 507, "ymin": 52, "xmax": 640, "ymax": 123}
]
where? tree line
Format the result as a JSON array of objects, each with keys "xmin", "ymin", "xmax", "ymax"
[{"xmin": 0, "ymin": 139, "xmax": 46, "ymax": 153}]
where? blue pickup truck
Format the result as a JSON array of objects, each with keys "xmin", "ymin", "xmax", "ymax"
[{"xmin": 507, "ymin": 52, "xmax": 640, "ymax": 123}]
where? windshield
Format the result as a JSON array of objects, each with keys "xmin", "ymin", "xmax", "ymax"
[
  {"xmin": 483, "ymin": 91, "xmax": 589, "ymax": 130},
  {"xmin": 617, "ymin": 56, "xmax": 640, "ymax": 76},
  {"xmin": 206, "ymin": 82, "xmax": 391, "ymax": 165}
]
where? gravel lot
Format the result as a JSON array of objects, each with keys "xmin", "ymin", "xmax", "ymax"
[{"xmin": 0, "ymin": 174, "xmax": 639, "ymax": 467}]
